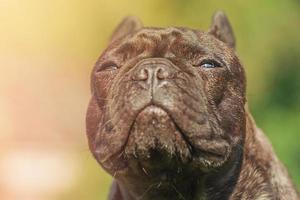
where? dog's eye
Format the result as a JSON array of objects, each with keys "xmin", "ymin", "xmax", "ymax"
[
  {"xmin": 201, "ymin": 62, "xmax": 216, "ymax": 68},
  {"xmin": 200, "ymin": 60, "xmax": 221, "ymax": 69},
  {"xmin": 97, "ymin": 61, "xmax": 118, "ymax": 72},
  {"xmin": 193, "ymin": 59, "xmax": 222, "ymax": 69}
]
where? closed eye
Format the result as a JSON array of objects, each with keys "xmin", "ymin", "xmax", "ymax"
[{"xmin": 97, "ymin": 61, "xmax": 118, "ymax": 72}]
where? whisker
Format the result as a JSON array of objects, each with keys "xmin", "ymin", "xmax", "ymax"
[{"xmin": 142, "ymin": 167, "xmax": 149, "ymax": 176}]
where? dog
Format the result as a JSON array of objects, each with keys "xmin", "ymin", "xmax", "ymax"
[{"xmin": 86, "ymin": 11, "xmax": 299, "ymax": 200}]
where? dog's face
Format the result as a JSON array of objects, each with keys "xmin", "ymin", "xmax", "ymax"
[{"xmin": 87, "ymin": 13, "xmax": 246, "ymax": 193}]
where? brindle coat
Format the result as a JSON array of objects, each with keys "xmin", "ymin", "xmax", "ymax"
[{"xmin": 86, "ymin": 12, "xmax": 299, "ymax": 200}]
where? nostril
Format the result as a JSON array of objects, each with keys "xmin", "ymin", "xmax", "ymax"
[
  {"xmin": 133, "ymin": 68, "xmax": 148, "ymax": 81},
  {"xmin": 140, "ymin": 68, "xmax": 149, "ymax": 80},
  {"xmin": 156, "ymin": 68, "xmax": 169, "ymax": 80}
]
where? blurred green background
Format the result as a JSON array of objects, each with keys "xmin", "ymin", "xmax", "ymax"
[{"xmin": 0, "ymin": 0, "xmax": 299, "ymax": 199}]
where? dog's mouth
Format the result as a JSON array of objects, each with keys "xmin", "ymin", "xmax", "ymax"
[
  {"xmin": 122, "ymin": 103, "xmax": 230, "ymax": 174},
  {"xmin": 123, "ymin": 104, "xmax": 192, "ymax": 176},
  {"xmin": 125, "ymin": 104, "xmax": 192, "ymax": 161}
]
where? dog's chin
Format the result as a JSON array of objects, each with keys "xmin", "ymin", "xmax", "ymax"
[
  {"xmin": 124, "ymin": 105, "xmax": 191, "ymax": 163},
  {"xmin": 122, "ymin": 105, "xmax": 230, "ymax": 176},
  {"xmin": 122, "ymin": 105, "xmax": 190, "ymax": 180}
]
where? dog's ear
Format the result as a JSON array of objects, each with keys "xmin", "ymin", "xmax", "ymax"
[
  {"xmin": 208, "ymin": 11, "xmax": 235, "ymax": 49},
  {"xmin": 109, "ymin": 16, "xmax": 143, "ymax": 43}
]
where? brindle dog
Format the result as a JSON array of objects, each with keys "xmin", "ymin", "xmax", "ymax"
[{"xmin": 86, "ymin": 11, "xmax": 299, "ymax": 200}]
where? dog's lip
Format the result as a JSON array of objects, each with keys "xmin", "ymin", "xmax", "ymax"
[
  {"xmin": 135, "ymin": 104, "xmax": 169, "ymax": 117},
  {"xmin": 137, "ymin": 105, "xmax": 223, "ymax": 158},
  {"xmin": 126, "ymin": 103, "xmax": 227, "ymax": 158},
  {"xmin": 129, "ymin": 103, "xmax": 193, "ymax": 148}
]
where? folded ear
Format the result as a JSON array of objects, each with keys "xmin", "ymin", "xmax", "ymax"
[
  {"xmin": 109, "ymin": 16, "xmax": 143, "ymax": 43},
  {"xmin": 208, "ymin": 11, "xmax": 235, "ymax": 49}
]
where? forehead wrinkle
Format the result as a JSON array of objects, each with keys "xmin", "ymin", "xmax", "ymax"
[
  {"xmin": 171, "ymin": 39, "xmax": 208, "ymax": 59},
  {"xmin": 168, "ymin": 29, "xmax": 206, "ymax": 55},
  {"xmin": 115, "ymin": 42, "xmax": 135, "ymax": 54},
  {"xmin": 115, "ymin": 28, "xmax": 210, "ymax": 60},
  {"xmin": 121, "ymin": 28, "xmax": 182, "ymax": 58},
  {"xmin": 115, "ymin": 35, "xmax": 155, "ymax": 59},
  {"xmin": 135, "ymin": 27, "xmax": 187, "ymax": 44},
  {"xmin": 135, "ymin": 29, "xmax": 162, "ymax": 42}
]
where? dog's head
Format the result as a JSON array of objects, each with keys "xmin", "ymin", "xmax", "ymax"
[{"xmin": 87, "ymin": 11, "xmax": 246, "ymax": 192}]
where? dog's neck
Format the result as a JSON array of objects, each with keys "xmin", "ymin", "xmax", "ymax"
[
  {"xmin": 110, "ymin": 157, "xmax": 243, "ymax": 200},
  {"xmin": 109, "ymin": 112, "xmax": 298, "ymax": 200}
]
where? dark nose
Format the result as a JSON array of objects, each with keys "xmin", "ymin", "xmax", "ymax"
[{"xmin": 131, "ymin": 59, "xmax": 174, "ymax": 83}]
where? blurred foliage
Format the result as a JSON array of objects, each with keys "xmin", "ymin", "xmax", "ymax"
[
  {"xmin": 1, "ymin": 0, "xmax": 299, "ymax": 199},
  {"xmin": 252, "ymin": 41, "xmax": 300, "ymax": 187}
]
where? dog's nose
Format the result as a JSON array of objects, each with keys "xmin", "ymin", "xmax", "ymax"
[
  {"xmin": 132, "ymin": 66, "xmax": 169, "ymax": 82},
  {"xmin": 131, "ymin": 59, "xmax": 174, "ymax": 83}
]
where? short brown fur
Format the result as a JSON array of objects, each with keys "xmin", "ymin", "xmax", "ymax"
[{"xmin": 86, "ymin": 12, "xmax": 299, "ymax": 200}]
